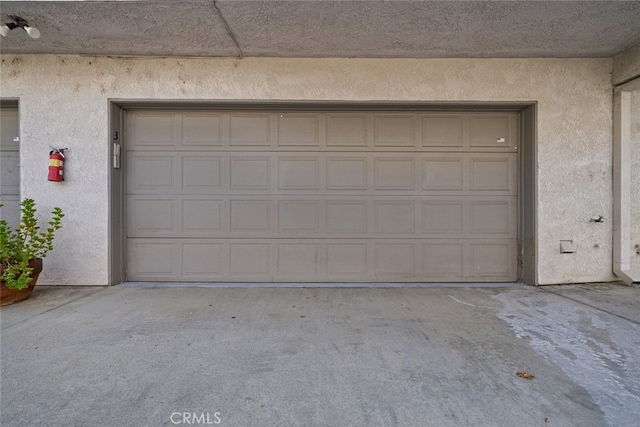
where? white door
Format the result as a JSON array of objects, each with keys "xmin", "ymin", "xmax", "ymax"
[{"xmin": 126, "ymin": 110, "xmax": 518, "ymax": 282}]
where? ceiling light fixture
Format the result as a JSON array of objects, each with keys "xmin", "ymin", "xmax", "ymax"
[{"xmin": 0, "ymin": 15, "xmax": 40, "ymax": 39}]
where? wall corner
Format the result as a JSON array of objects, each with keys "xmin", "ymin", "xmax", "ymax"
[{"xmin": 613, "ymin": 43, "xmax": 640, "ymax": 86}]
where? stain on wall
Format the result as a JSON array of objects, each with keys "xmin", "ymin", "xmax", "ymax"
[{"xmin": 0, "ymin": 56, "xmax": 614, "ymax": 285}]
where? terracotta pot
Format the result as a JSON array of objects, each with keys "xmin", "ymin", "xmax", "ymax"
[{"xmin": 0, "ymin": 258, "xmax": 43, "ymax": 306}]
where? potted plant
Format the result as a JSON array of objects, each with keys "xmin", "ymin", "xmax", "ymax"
[{"xmin": 1, "ymin": 199, "xmax": 64, "ymax": 306}]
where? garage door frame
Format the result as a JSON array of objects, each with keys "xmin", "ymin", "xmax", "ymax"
[{"xmin": 108, "ymin": 100, "xmax": 537, "ymax": 285}]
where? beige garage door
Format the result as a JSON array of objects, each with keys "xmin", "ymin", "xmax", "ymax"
[
  {"xmin": 0, "ymin": 107, "xmax": 20, "ymax": 228},
  {"xmin": 126, "ymin": 110, "xmax": 518, "ymax": 282}
]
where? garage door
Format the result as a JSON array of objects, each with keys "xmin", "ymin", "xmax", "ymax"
[
  {"xmin": 126, "ymin": 110, "xmax": 518, "ymax": 282},
  {"xmin": 0, "ymin": 107, "xmax": 20, "ymax": 228}
]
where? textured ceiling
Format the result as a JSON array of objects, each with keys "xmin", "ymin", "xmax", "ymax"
[{"xmin": 1, "ymin": 0, "xmax": 640, "ymax": 58}]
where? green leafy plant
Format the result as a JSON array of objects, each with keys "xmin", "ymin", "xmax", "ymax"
[{"xmin": 0, "ymin": 199, "xmax": 64, "ymax": 290}]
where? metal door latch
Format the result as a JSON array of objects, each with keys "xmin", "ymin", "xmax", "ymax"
[{"xmin": 113, "ymin": 142, "xmax": 121, "ymax": 169}]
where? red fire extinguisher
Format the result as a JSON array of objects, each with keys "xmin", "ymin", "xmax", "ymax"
[{"xmin": 48, "ymin": 148, "xmax": 66, "ymax": 182}]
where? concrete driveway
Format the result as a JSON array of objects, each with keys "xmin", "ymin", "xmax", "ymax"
[{"xmin": 1, "ymin": 283, "xmax": 639, "ymax": 427}]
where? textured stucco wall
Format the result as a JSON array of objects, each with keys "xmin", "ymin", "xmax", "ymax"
[
  {"xmin": 0, "ymin": 55, "xmax": 614, "ymax": 285},
  {"xmin": 631, "ymin": 89, "xmax": 640, "ymax": 273},
  {"xmin": 613, "ymin": 43, "xmax": 640, "ymax": 85}
]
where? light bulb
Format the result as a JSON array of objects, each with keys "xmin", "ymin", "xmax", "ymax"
[
  {"xmin": 0, "ymin": 25, "xmax": 10, "ymax": 37},
  {"xmin": 25, "ymin": 26, "xmax": 40, "ymax": 39}
]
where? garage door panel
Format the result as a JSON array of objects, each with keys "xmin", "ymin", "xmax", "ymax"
[
  {"xmin": 229, "ymin": 114, "xmax": 271, "ymax": 146},
  {"xmin": 229, "ymin": 156, "xmax": 272, "ymax": 190},
  {"xmin": 374, "ymin": 200, "xmax": 416, "ymax": 234},
  {"xmin": 126, "ymin": 110, "xmax": 519, "ymax": 282},
  {"xmin": 128, "ymin": 241, "xmax": 180, "ymax": 279},
  {"xmin": 129, "ymin": 112, "xmax": 180, "ymax": 147},
  {"xmin": 422, "ymin": 115, "xmax": 464, "ymax": 147},
  {"xmin": 0, "ymin": 108, "xmax": 19, "ymax": 147},
  {"xmin": 130, "ymin": 197, "xmax": 225, "ymax": 237},
  {"xmin": 374, "ymin": 115, "xmax": 417, "ymax": 147},
  {"xmin": 129, "ymin": 195, "xmax": 517, "ymax": 239},
  {"xmin": 229, "ymin": 243, "xmax": 272, "ymax": 277},
  {"xmin": 182, "ymin": 113, "xmax": 224, "ymax": 146},
  {"xmin": 469, "ymin": 198, "xmax": 517, "ymax": 237},
  {"xmin": 278, "ymin": 114, "xmax": 321, "ymax": 147},
  {"xmin": 182, "ymin": 156, "xmax": 222, "ymax": 191},
  {"xmin": 469, "ymin": 241, "xmax": 516, "ymax": 279},
  {"xmin": 423, "ymin": 243, "xmax": 464, "ymax": 279},
  {"xmin": 126, "ymin": 150, "xmax": 516, "ymax": 196},
  {"xmin": 374, "ymin": 243, "xmax": 417, "ymax": 277},
  {"xmin": 277, "ymin": 244, "xmax": 320, "ymax": 277},
  {"xmin": 127, "ymin": 111, "xmax": 518, "ymax": 153},
  {"xmin": 128, "ymin": 154, "xmax": 177, "ymax": 191},
  {"xmin": 183, "ymin": 243, "xmax": 226, "ymax": 278},
  {"xmin": 469, "ymin": 154, "xmax": 517, "ymax": 192},
  {"xmin": 374, "ymin": 157, "xmax": 416, "ymax": 190},
  {"xmin": 129, "ymin": 199, "xmax": 178, "ymax": 236},
  {"xmin": 128, "ymin": 200, "xmax": 515, "ymax": 240},
  {"xmin": 326, "ymin": 244, "xmax": 368, "ymax": 277},
  {"xmin": 230, "ymin": 200, "xmax": 272, "ymax": 233},
  {"xmin": 326, "ymin": 115, "xmax": 368, "ymax": 147},
  {"xmin": 0, "ymin": 152, "xmax": 20, "ymax": 195},
  {"xmin": 326, "ymin": 157, "xmax": 368, "ymax": 190},
  {"xmin": 182, "ymin": 199, "xmax": 224, "ymax": 233},
  {"xmin": 278, "ymin": 200, "xmax": 320, "ymax": 233},
  {"xmin": 469, "ymin": 114, "xmax": 517, "ymax": 148},
  {"xmin": 278, "ymin": 157, "xmax": 320, "ymax": 190},
  {"xmin": 423, "ymin": 201, "xmax": 464, "ymax": 234},
  {"xmin": 422, "ymin": 157, "xmax": 464, "ymax": 190},
  {"xmin": 326, "ymin": 200, "xmax": 368, "ymax": 234},
  {"xmin": 126, "ymin": 238, "xmax": 517, "ymax": 281}
]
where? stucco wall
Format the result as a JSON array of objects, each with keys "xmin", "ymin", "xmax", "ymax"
[
  {"xmin": 0, "ymin": 55, "xmax": 614, "ymax": 285},
  {"xmin": 631, "ymin": 89, "xmax": 640, "ymax": 273}
]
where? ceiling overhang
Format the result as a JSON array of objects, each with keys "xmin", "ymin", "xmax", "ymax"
[{"xmin": 1, "ymin": 1, "xmax": 639, "ymax": 59}]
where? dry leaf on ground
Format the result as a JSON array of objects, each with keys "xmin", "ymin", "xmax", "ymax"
[{"xmin": 517, "ymin": 371, "xmax": 535, "ymax": 380}]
